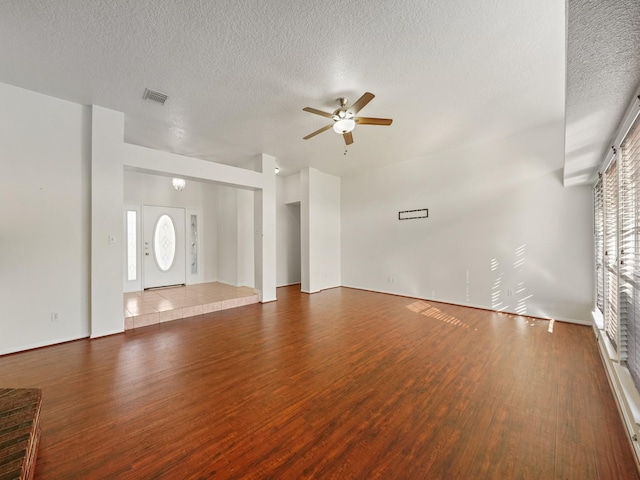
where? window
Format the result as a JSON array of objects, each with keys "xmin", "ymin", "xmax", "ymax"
[
  {"xmin": 591, "ymin": 96, "xmax": 640, "ymax": 459},
  {"xmin": 594, "ymin": 178, "xmax": 604, "ymax": 318},
  {"xmin": 190, "ymin": 214, "xmax": 198, "ymax": 275},
  {"xmin": 595, "ymin": 115, "xmax": 640, "ymax": 389},
  {"xmin": 604, "ymin": 159, "xmax": 619, "ymax": 348},
  {"xmin": 126, "ymin": 210, "xmax": 137, "ymax": 281},
  {"xmin": 620, "ymin": 117, "xmax": 640, "ymax": 388},
  {"xmin": 154, "ymin": 214, "xmax": 176, "ymax": 271}
]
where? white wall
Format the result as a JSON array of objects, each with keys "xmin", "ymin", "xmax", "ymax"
[
  {"xmin": 284, "ymin": 173, "xmax": 301, "ymax": 204},
  {"xmin": 237, "ymin": 188, "xmax": 255, "ymax": 288},
  {"xmin": 341, "ymin": 122, "xmax": 594, "ymax": 323},
  {"xmin": 311, "ymin": 169, "xmax": 341, "ymax": 291},
  {"xmin": 253, "ymin": 154, "xmax": 277, "ymax": 302},
  {"xmin": 217, "ymin": 185, "xmax": 239, "ymax": 286},
  {"xmin": 214, "ymin": 185, "xmax": 255, "ymax": 288},
  {"xmin": 0, "ymin": 82, "xmax": 91, "ymax": 354},
  {"xmin": 91, "ymin": 106, "xmax": 125, "ymax": 337},
  {"xmin": 301, "ymin": 168, "xmax": 341, "ymax": 293},
  {"xmin": 276, "ymin": 175, "xmax": 301, "ymax": 287},
  {"xmin": 123, "ymin": 170, "xmax": 219, "ymax": 287},
  {"xmin": 301, "ymin": 170, "xmax": 310, "ymax": 292}
]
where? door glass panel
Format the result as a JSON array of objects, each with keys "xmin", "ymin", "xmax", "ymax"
[
  {"xmin": 190, "ymin": 214, "xmax": 198, "ymax": 274},
  {"xmin": 154, "ymin": 214, "xmax": 176, "ymax": 271}
]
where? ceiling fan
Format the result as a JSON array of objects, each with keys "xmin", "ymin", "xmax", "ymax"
[{"xmin": 302, "ymin": 92, "xmax": 393, "ymax": 145}]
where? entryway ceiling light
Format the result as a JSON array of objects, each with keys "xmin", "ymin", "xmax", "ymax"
[{"xmin": 172, "ymin": 178, "xmax": 186, "ymax": 191}]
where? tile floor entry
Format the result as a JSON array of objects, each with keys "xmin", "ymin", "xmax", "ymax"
[{"xmin": 124, "ymin": 282, "xmax": 258, "ymax": 330}]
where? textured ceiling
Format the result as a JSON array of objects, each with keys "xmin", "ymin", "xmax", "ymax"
[
  {"xmin": 0, "ymin": 1, "xmax": 566, "ymax": 177},
  {"xmin": 565, "ymin": 0, "xmax": 640, "ymax": 186}
]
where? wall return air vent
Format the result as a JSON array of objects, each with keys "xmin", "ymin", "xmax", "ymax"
[
  {"xmin": 398, "ymin": 209, "xmax": 428, "ymax": 220},
  {"xmin": 143, "ymin": 88, "xmax": 168, "ymax": 105}
]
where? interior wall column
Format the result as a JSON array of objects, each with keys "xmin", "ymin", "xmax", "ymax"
[
  {"xmin": 300, "ymin": 169, "xmax": 311, "ymax": 293},
  {"xmin": 254, "ymin": 153, "xmax": 277, "ymax": 302},
  {"xmin": 91, "ymin": 105, "xmax": 124, "ymax": 337},
  {"xmin": 299, "ymin": 167, "xmax": 341, "ymax": 294}
]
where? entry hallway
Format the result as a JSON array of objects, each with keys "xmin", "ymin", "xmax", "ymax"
[{"xmin": 1, "ymin": 286, "xmax": 637, "ymax": 479}]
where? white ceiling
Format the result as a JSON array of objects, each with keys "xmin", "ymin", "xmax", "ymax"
[
  {"xmin": 0, "ymin": 0, "xmax": 611, "ymax": 178},
  {"xmin": 564, "ymin": 0, "xmax": 640, "ymax": 186}
]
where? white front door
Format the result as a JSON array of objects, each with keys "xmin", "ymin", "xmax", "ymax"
[{"xmin": 143, "ymin": 205, "xmax": 186, "ymax": 289}]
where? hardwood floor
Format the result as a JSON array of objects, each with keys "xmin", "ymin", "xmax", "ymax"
[{"xmin": 1, "ymin": 286, "xmax": 638, "ymax": 479}]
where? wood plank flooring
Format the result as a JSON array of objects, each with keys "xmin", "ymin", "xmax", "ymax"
[{"xmin": 0, "ymin": 286, "xmax": 637, "ymax": 479}]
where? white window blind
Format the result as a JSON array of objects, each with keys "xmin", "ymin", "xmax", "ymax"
[
  {"xmin": 621, "ymin": 117, "xmax": 640, "ymax": 387},
  {"xmin": 604, "ymin": 158, "xmax": 619, "ymax": 349},
  {"xmin": 594, "ymin": 178, "xmax": 605, "ymax": 317}
]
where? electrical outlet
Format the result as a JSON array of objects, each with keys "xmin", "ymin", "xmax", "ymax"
[
  {"xmin": 51, "ymin": 312, "xmax": 60, "ymax": 322},
  {"xmin": 507, "ymin": 289, "xmax": 513, "ymax": 297}
]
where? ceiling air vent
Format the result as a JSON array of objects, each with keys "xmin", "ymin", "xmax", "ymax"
[{"xmin": 143, "ymin": 88, "xmax": 168, "ymax": 105}]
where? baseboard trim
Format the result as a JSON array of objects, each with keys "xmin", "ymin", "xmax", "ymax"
[
  {"xmin": 0, "ymin": 334, "xmax": 89, "ymax": 357},
  {"xmin": 340, "ymin": 284, "xmax": 591, "ymax": 326},
  {"xmin": 91, "ymin": 328, "xmax": 125, "ymax": 339}
]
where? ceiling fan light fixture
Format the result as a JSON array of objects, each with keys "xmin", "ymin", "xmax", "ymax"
[
  {"xmin": 333, "ymin": 118, "xmax": 356, "ymax": 134},
  {"xmin": 303, "ymin": 92, "xmax": 390, "ymax": 144}
]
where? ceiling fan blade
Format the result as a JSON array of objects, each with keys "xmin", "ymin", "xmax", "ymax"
[
  {"xmin": 355, "ymin": 117, "xmax": 393, "ymax": 126},
  {"xmin": 349, "ymin": 92, "xmax": 375, "ymax": 114},
  {"xmin": 343, "ymin": 131, "xmax": 354, "ymax": 145},
  {"xmin": 303, "ymin": 107, "xmax": 334, "ymax": 118},
  {"xmin": 303, "ymin": 123, "xmax": 333, "ymax": 140}
]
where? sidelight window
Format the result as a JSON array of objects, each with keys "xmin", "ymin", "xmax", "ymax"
[{"xmin": 126, "ymin": 210, "xmax": 137, "ymax": 281}]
